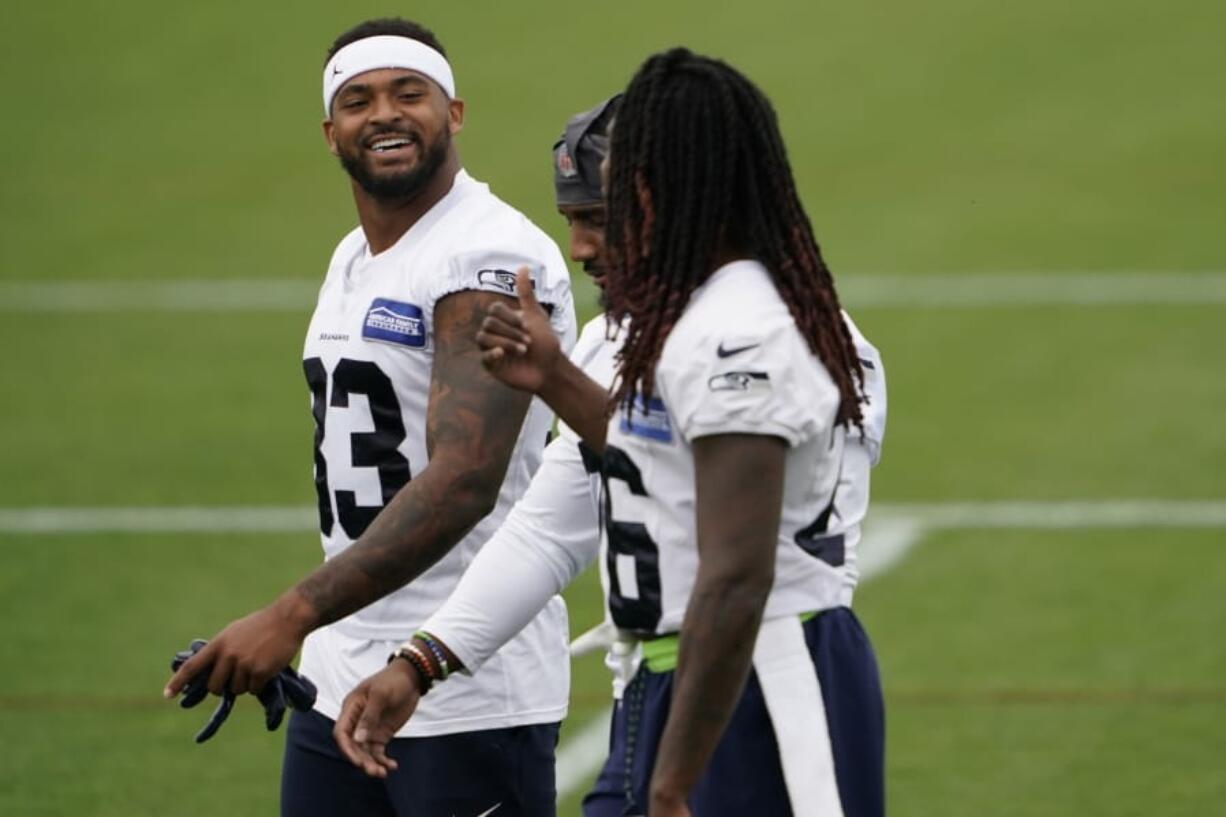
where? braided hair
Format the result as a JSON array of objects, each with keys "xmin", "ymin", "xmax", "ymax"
[{"xmin": 604, "ymin": 48, "xmax": 865, "ymax": 430}]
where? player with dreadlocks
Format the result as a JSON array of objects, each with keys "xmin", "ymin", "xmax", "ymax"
[
  {"xmin": 335, "ymin": 52, "xmax": 887, "ymax": 816},
  {"xmin": 473, "ymin": 47, "xmax": 883, "ymax": 816},
  {"xmin": 602, "ymin": 52, "xmax": 866, "ymax": 431}
]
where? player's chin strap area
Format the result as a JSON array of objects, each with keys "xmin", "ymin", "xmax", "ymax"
[{"xmin": 753, "ymin": 616, "xmax": 846, "ymax": 817}]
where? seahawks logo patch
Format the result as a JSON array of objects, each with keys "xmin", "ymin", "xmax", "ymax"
[
  {"xmin": 708, "ymin": 371, "xmax": 771, "ymax": 392},
  {"xmin": 477, "ymin": 268, "xmax": 518, "ymax": 293}
]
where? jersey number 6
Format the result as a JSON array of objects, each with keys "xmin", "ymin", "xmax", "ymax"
[{"xmin": 598, "ymin": 444, "xmax": 664, "ymax": 633}]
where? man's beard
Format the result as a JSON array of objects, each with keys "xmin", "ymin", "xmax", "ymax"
[{"xmin": 339, "ymin": 128, "xmax": 450, "ymax": 202}]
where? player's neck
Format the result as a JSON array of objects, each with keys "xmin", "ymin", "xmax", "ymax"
[{"xmin": 353, "ymin": 154, "xmax": 461, "ymax": 255}]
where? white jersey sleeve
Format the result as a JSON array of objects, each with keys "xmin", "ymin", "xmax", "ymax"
[
  {"xmin": 424, "ymin": 208, "xmax": 574, "ymax": 345},
  {"xmin": 421, "ymin": 433, "xmax": 602, "ymax": 672},
  {"xmin": 660, "ymin": 286, "xmax": 840, "ymax": 448}
]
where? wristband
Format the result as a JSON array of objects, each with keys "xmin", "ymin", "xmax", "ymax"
[
  {"xmin": 414, "ymin": 631, "xmax": 451, "ymax": 679},
  {"xmin": 389, "ymin": 643, "xmax": 435, "ymax": 693}
]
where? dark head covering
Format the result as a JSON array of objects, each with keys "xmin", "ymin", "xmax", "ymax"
[{"xmin": 552, "ymin": 95, "xmax": 621, "ymax": 207}]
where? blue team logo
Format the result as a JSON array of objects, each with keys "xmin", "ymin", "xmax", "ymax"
[
  {"xmin": 619, "ymin": 396, "xmax": 673, "ymax": 443},
  {"xmin": 362, "ymin": 298, "xmax": 425, "ymax": 348}
]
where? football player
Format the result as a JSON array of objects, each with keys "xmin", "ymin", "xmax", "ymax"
[{"xmin": 164, "ymin": 17, "xmax": 577, "ymax": 817}]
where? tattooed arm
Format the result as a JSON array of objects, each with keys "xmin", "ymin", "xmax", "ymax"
[
  {"xmin": 165, "ymin": 290, "xmax": 532, "ymax": 698},
  {"xmin": 647, "ymin": 433, "xmax": 786, "ymax": 815},
  {"xmin": 292, "ymin": 289, "xmax": 532, "ymax": 623}
]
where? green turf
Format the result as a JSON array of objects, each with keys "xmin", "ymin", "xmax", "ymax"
[
  {"xmin": 1, "ymin": 0, "xmax": 1223, "ymax": 814},
  {"xmin": 859, "ymin": 529, "xmax": 1226, "ymax": 690},
  {"xmin": 853, "ymin": 305, "xmax": 1226, "ymax": 501},
  {"xmin": 3, "ymin": 1, "xmax": 1223, "ymax": 284},
  {"xmin": 0, "ymin": 314, "xmax": 312, "ymax": 506},
  {"xmin": 887, "ymin": 702, "xmax": 1226, "ymax": 817},
  {"xmin": 857, "ymin": 528, "xmax": 1226, "ymax": 816},
  {"xmin": 0, "ymin": 534, "xmax": 317, "ymax": 697}
]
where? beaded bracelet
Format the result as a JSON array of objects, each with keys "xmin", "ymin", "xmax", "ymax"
[
  {"xmin": 414, "ymin": 631, "xmax": 450, "ymax": 680},
  {"xmin": 389, "ymin": 642, "xmax": 436, "ymax": 693}
]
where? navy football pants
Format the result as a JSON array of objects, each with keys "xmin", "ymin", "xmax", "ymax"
[
  {"xmin": 280, "ymin": 709, "xmax": 559, "ymax": 817},
  {"xmin": 582, "ymin": 607, "xmax": 885, "ymax": 817}
]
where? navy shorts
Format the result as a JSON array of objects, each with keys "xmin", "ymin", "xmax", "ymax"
[
  {"xmin": 281, "ymin": 709, "xmax": 560, "ymax": 817},
  {"xmin": 582, "ymin": 607, "xmax": 884, "ymax": 817}
]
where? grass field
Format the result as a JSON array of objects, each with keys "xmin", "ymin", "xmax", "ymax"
[{"xmin": 2, "ymin": 0, "xmax": 1224, "ymax": 815}]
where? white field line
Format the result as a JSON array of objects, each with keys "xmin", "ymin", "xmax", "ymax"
[
  {"xmin": 856, "ymin": 516, "xmax": 927, "ymax": 580},
  {"xmin": 3, "ymin": 500, "xmax": 1224, "ymax": 535},
  {"xmin": 2, "ymin": 272, "xmax": 1225, "ymax": 313},
  {"xmin": 842, "ymin": 271, "xmax": 1226, "ymax": 307},
  {"xmin": 0, "ymin": 505, "xmax": 315, "ymax": 534},
  {"xmin": 879, "ymin": 500, "xmax": 1226, "ymax": 529},
  {"xmin": 0, "ymin": 280, "xmax": 319, "ymax": 313},
  {"xmin": 555, "ymin": 708, "xmax": 617, "ymax": 802}
]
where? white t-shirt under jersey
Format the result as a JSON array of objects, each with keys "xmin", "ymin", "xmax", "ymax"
[{"xmin": 298, "ymin": 169, "xmax": 577, "ymax": 736}]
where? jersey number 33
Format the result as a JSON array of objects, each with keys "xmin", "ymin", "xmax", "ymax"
[{"xmin": 303, "ymin": 357, "xmax": 411, "ymax": 539}]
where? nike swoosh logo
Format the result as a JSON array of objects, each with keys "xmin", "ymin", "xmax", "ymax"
[
  {"xmin": 332, "ymin": 65, "xmax": 343, "ymax": 76},
  {"xmin": 717, "ymin": 342, "xmax": 759, "ymax": 358}
]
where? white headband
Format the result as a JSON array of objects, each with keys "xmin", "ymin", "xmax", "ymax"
[{"xmin": 322, "ymin": 35, "xmax": 456, "ymax": 115}]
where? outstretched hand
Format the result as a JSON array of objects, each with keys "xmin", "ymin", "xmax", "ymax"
[
  {"xmin": 476, "ymin": 267, "xmax": 561, "ymax": 395},
  {"xmin": 333, "ymin": 660, "xmax": 423, "ymax": 778}
]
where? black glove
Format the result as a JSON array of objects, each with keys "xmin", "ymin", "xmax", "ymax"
[
  {"xmin": 170, "ymin": 639, "xmax": 317, "ymax": 743},
  {"xmin": 170, "ymin": 639, "xmax": 235, "ymax": 743},
  {"xmin": 255, "ymin": 664, "xmax": 318, "ymax": 731}
]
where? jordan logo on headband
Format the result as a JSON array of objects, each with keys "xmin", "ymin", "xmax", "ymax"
[{"xmin": 323, "ymin": 35, "xmax": 456, "ymax": 114}]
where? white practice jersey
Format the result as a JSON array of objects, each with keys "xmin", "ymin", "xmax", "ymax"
[
  {"xmin": 299, "ymin": 170, "xmax": 576, "ymax": 736},
  {"xmin": 601, "ymin": 260, "xmax": 875, "ymax": 636}
]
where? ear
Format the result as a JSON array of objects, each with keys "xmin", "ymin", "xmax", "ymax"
[
  {"xmin": 322, "ymin": 119, "xmax": 339, "ymax": 157},
  {"xmin": 447, "ymin": 98, "xmax": 465, "ymax": 136}
]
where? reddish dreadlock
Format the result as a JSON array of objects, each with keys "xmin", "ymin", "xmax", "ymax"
[{"xmin": 604, "ymin": 48, "xmax": 865, "ymax": 430}]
